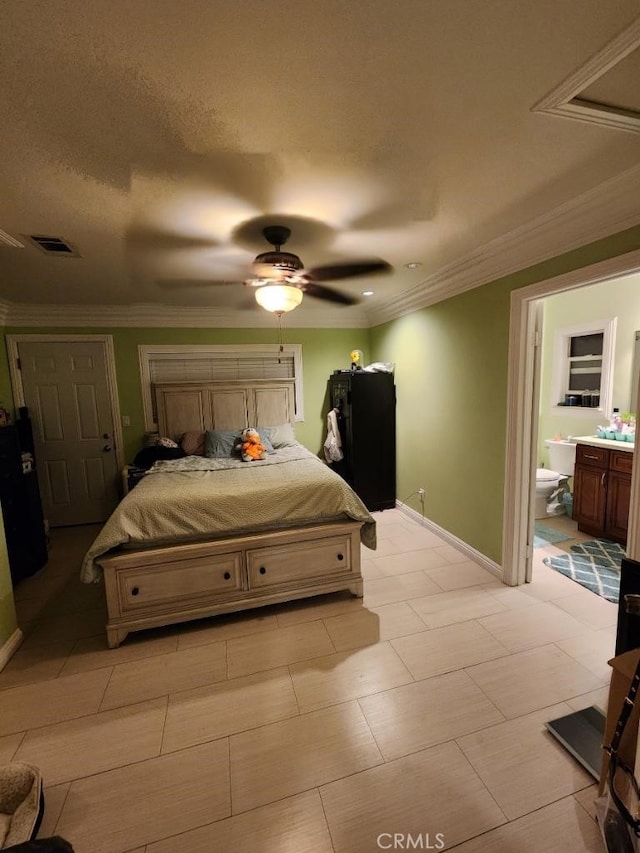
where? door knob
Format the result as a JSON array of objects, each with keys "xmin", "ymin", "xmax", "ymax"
[
  {"xmin": 103, "ymin": 444, "xmax": 112, "ymax": 452},
  {"xmin": 103, "ymin": 433, "xmax": 110, "ymax": 439}
]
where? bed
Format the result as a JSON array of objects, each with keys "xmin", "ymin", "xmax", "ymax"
[{"xmin": 82, "ymin": 379, "xmax": 376, "ymax": 648}]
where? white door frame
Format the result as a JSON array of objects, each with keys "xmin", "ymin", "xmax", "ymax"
[
  {"xmin": 502, "ymin": 248, "xmax": 640, "ymax": 586},
  {"xmin": 6, "ymin": 334, "xmax": 125, "ymax": 473}
]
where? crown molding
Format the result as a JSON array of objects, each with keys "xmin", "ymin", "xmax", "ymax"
[
  {"xmin": 3, "ymin": 301, "xmax": 371, "ymax": 329},
  {"xmin": 0, "ymin": 299, "xmax": 10, "ymax": 326},
  {"xmin": 365, "ymin": 162, "xmax": 640, "ymax": 326}
]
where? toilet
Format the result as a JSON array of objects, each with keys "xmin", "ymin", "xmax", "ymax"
[{"xmin": 535, "ymin": 439, "xmax": 577, "ymax": 519}]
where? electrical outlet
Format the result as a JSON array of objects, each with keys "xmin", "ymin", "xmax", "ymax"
[{"xmin": 418, "ymin": 487, "xmax": 425, "ymax": 498}]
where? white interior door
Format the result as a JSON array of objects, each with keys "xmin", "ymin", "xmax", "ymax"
[
  {"xmin": 525, "ymin": 301, "xmax": 545, "ymax": 582},
  {"xmin": 17, "ymin": 340, "xmax": 120, "ymax": 526}
]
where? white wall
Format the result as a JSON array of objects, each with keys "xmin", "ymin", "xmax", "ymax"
[{"xmin": 538, "ymin": 271, "xmax": 640, "ymax": 467}]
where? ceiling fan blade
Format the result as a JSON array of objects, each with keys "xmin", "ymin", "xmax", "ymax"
[
  {"xmin": 304, "ymin": 259, "xmax": 392, "ymax": 282},
  {"xmin": 300, "ymin": 282, "xmax": 359, "ymax": 306},
  {"xmin": 127, "ymin": 225, "xmax": 222, "ymax": 251}
]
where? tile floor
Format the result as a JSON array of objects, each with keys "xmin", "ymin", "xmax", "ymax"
[{"xmin": 0, "ymin": 510, "xmax": 616, "ymax": 852}]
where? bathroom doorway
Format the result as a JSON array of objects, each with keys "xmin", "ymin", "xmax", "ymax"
[
  {"xmin": 501, "ymin": 249, "xmax": 640, "ymax": 587},
  {"xmin": 528, "ymin": 279, "xmax": 639, "ymax": 593},
  {"xmin": 532, "ymin": 292, "xmax": 603, "ymax": 575}
]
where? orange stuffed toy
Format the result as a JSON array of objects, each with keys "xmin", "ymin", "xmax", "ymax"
[{"xmin": 237, "ymin": 428, "xmax": 267, "ymax": 462}]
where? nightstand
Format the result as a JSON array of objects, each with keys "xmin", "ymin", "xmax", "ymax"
[{"xmin": 121, "ymin": 465, "xmax": 147, "ymax": 495}]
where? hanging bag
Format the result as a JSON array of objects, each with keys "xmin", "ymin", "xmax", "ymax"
[{"xmin": 323, "ymin": 408, "xmax": 343, "ymax": 464}]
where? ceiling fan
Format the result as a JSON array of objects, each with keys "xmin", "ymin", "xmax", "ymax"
[{"xmin": 243, "ymin": 225, "xmax": 391, "ymax": 311}]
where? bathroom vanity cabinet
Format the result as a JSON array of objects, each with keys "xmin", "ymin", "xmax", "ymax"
[{"xmin": 573, "ymin": 442, "xmax": 633, "ymax": 545}]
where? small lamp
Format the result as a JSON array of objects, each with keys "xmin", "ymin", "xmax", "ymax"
[{"xmin": 255, "ymin": 284, "xmax": 303, "ymax": 313}]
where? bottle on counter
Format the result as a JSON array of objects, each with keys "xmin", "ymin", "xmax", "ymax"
[{"xmin": 610, "ymin": 407, "xmax": 622, "ymax": 431}]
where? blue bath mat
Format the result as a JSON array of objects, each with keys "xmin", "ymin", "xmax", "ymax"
[
  {"xmin": 570, "ymin": 539, "xmax": 625, "ymax": 566},
  {"xmin": 543, "ymin": 539, "xmax": 625, "ymax": 602},
  {"xmin": 534, "ymin": 522, "xmax": 572, "ymax": 549}
]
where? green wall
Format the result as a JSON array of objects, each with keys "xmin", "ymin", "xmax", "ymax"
[
  {"xmin": 371, "ymin": 225, "xmax": 640, "ymax": 564},
  {"xmin": 4, "ymin": 326, "xmax": 371, "ymax": 462},
  {"xmin": 371, "ymin": 280, "xmax": 511, "ymax": 561},
  {"xmin": 0, "ymin": 336, "xmax": 12, "ymax": 421}
]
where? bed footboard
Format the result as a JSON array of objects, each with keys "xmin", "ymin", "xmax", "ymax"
[{"xmin": 98, "ymin": 521, "xmax": 364, "ymax": 648}]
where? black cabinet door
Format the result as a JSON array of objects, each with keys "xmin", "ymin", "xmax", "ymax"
[
  {"xmin": 329, "ymin": 372, "xmax": 396, "ymax": 511},
  {"xmin": 615, "ymin": 558, "xmax": 640, "ymax": 655},
  {"xmin": 0, "ymin": 424, "xmax": 48, "ymax": 583}
]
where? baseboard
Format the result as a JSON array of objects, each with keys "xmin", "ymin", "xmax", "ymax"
[
  {"xmin": 396, "ymin": 501, "xmax": 503, "ymax": 581},
  {"xmin": 0, "ymin": 628, "xmax": 24, "ymax": 672}
]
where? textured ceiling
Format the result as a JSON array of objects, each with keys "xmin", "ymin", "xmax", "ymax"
[{"xmin": 1, "ymin": 0, "xmax": 639, "ymax": 326}]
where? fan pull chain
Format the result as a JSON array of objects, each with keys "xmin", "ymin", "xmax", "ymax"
[{"xmin": 276, "ymin": 311, "xmax": 284, "ymax": 363}]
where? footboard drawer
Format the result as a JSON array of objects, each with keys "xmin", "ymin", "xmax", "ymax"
[
  {"xmin": 99, "ymin": 521, "xmax": 364, "ymax": 648},
  {"xmin": 115, "ymin": 552, "xmax": 244, "ymax": 614},
  {"xmin": 247, "ymin": 534, "xmax": 353, "ymax": 589}
]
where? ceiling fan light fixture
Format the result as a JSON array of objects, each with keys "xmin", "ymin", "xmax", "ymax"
[
  {"xmin": 255, "ymin": 284, "xmax": 303, "ymax": 313},
  {"xmin": 252, "ymin": 245, "xmax": 304, "ymax": 281}
]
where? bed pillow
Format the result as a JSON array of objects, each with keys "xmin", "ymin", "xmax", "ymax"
[
  {"xmin": 256, "ymin": 428, "xmax": 275, "ymax": 454},
  {"xmin": 205, "ymin": 428, "xmax": 277, "ymax": 457},
  {"xmin": 205, "ymin": 429, "xmax": 240, "ymax": 458},
  {"xmin": 265, "ymin": 422, "xmax": 297, "ymax": 448},
  {"xmin": 180, "ymin": 431, "xmax": 205, "ymax": 456}
]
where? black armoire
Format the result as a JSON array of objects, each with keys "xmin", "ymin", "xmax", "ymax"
[
  {"xmin": 0, "ymin": 411, "xmax": 48, "ymax": 584},
  {"xmin": 329, "ymin": 370, "xmax": 396, "ymax": 511}
]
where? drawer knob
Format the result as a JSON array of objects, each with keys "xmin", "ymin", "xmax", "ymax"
[
  {"xmin": 259, "ymin": 566, "xmax": 267, "ymax": 575},
  {"xmin": 224, "ymin": 571, "xmax": 231, "ymax": 580},
  {"xmin": 131, "ymin": 586, "xmax": 140, "ymax": 596},
  {"xmin": 337, "ymin": 553, "xmax": 344, "ymax": 561}
]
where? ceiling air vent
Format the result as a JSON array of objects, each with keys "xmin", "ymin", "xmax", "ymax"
[{"xmin": 28, "ymin": 235, "xmax": 81, "ymax": 257}]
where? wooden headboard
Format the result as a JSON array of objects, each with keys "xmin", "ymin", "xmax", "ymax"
[{"xmin": 154, "ymin": 379, "xmax": 296, "ymax": 441}]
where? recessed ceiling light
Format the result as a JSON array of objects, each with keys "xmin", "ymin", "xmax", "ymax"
[
  {"xmin": 404, "ymin": 262, "xmax": 422, "ymax": 270},
  {"xmin": 362, "ymin": 290, "xmax": 374, "ymax": 297}
]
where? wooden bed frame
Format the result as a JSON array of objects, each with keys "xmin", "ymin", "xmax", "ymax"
[{"xmin": 98, "ymin": 379, "xmax": 365, "ymax": 648}]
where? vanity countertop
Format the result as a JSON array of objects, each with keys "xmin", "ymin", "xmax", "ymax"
[{"xmin": 572, "ymin": 435, "xmax": 634, "ymax": 452}]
